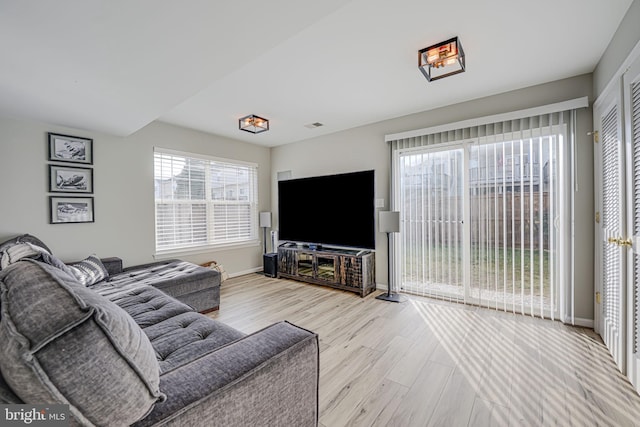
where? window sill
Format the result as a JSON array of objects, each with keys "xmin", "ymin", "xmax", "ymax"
[{"xmin": 154, "ymin": 240, "xmax": 260, "ymax": 260}]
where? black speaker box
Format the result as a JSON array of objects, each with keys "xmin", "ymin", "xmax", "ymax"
[{"xmin": 263, "ymin": 253, "xmax": 278, "ymax": 278}]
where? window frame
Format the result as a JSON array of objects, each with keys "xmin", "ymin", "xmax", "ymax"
[{"xmin": 153, "ymin": 147, "xmax": 260, "ymax": 256}]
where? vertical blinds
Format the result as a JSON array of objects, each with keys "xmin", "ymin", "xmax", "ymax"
[
  {"xmin": 467, "ymin": 133, "xmax": 559, "ymax": 317},
  {"xmin": 390, "ymin": 113, "xmax": 568, "ymax": 150},
  {"xmin": 154, "ymin": 149, "xmax": 258, "ymax": 251},
  {"xmin": 390, "ymin": 110, "xmax": 573, "ymax": 320},
  {"xmin": 399, "ymin": 148, "xmax": 464, "ymax": 300}
]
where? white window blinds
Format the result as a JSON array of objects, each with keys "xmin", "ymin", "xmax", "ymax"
[{"xmin": 154, "ymin": 148, "xmax": 258, "ymax": 252}]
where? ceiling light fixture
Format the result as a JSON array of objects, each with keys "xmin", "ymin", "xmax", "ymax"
[
  {"xmin": 418, "ymin": 36, "xmax": 465, "ymax": 82},
  {"xmin": 239, "ymin": 114, "xmax": 269, "ymax": 134}
]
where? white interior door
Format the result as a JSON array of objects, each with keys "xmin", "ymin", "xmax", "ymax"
[
  {"xmin": 624, "ymin": 55, "xmax": 640, "ymax": 389},
  {"xmin": 595, "ymin": 82, "xmax": 626, "ymax": 373}
]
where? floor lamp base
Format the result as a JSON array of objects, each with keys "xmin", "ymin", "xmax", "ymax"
[{"xmin": 375, "ymin": 292, "xmax": 404, "ymax": 303}]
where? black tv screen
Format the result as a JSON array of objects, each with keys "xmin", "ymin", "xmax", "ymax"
[{"xmin": 278, "ymin": 170, "xmax": 375, "ymax": 250}]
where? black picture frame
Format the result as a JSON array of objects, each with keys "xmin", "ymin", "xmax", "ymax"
[
  {"xmin": 48, "ymin": 132, "xmax": 93, "ymax": 165},
  {"xmin": 49, "ymin": 165, "xmax": 93, "ymax": 194},
  {"xmin": 49, "ymin": 196, "xmax": 95, "ymax": 224}
]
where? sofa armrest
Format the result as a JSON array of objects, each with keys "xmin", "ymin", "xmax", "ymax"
[
  {"xmin": 66, "ymin": 256, "xmax": 123, "ymax": 275},
  {"xmin": 134, "ymin": 321, "xmax": 319, "ymax": 427},
  {"xmin": 99, "ymin": 257, "xmax": 123, "ymax": 275}
]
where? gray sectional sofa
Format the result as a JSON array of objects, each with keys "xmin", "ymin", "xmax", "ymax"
[{"xmin": 0, "ymin": 235, "xmax": 319, "ymax": 426}]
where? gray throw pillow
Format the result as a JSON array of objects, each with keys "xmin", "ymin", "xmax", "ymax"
[
  {"xmin": 0, "ymin": 259, "xmax": 163, "ymax": 426},
  {"xmin": 67, "ymin": 255, "xmax": 109, "ymax": 286}
]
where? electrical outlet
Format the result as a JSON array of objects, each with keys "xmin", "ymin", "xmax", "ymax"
[{"xmin": 375, "ymin": 198, "xmax": 385, "ymax": 208}]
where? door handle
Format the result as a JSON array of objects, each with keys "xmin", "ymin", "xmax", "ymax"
[
  {"xmin": 619, "ymin": 238, "xmax": 633, "ymax": 247},
  {"xmin": 608, "ymin": 236, "xmax": 633, "ymax": 247},
  {"xmin": 608, "ymin": 237, "xmax": 621, "ymax": 245}
]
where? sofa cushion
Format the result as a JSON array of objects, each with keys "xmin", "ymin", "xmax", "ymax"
[
  {"xmin": 0, "ymin": 260, "xmax": 163, "ymax": 426},
  {"xmin": 0, "ymin": 374, "xmax": 21, "ymax": 404},
  {"xmin": 91, "ymin": 282, "xmax": 195, "ymax": 328},
  {"xmin": 91, "ymin": 276, "xmax": 242, "ymax": 372},
  {"xmin": 109, "ymin": 260, "xmax": 219, "ymax": 297},
  {"xmin": 144, "ymin": 312, "xmax": 245, "ymax": 374}
]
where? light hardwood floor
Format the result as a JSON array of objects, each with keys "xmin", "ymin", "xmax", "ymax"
[{"xmin": 208, "ymin": 274, "xmax": 640, "ymax": 426}]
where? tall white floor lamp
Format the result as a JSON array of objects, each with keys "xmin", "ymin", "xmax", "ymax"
[
  {"xmin": 376, "ymin": 211, "xmax": 404, "ymax": 303},
  {"xmin": 259, "ymin": 212, "xmax": 272, "ymax": 254}
]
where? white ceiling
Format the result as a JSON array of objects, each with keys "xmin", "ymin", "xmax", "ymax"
[{"xmin": 0, "ymin": 0, "xmax": 633, "ymax": 147}]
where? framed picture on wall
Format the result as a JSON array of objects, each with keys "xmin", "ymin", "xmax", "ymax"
[
  {"xmin": 49, "ymin": 196, "xmax": 94, "ymax": 224},
  {"xmin": 49, "ymin": 165, "xmax": 93, "ymax": 193},
  {"xmin": 48, "ymin": 133, "xmax": 93, "ymax": 164}
]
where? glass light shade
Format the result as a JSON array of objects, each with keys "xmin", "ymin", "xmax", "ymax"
[
  {"xmin": 259, "ymin": 211, "xmax": 272, "ymax": 228},
  {"xmin": 379, "ymin": 211, "xmax": 400, "ymax": 233},
  {"xmin": 239, "ymin": 114, "xmax": 269, "ymax": 134},
  {"xmin": 418, "ymin": 37, "xmax": 465, "ymax": 82}
]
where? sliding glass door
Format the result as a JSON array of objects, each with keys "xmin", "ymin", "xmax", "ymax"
[{"xmin": 396, "ymin": 130, "xmax": 564, "ymax": 319}]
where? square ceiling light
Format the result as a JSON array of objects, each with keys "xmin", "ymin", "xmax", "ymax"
[
  {"xmin": 239, "ymin": 114, "xmax": 269, "ymax": 134},
  {"xmin": 418, "ymin": 37, "xmax": 465, "ymax": 82}
]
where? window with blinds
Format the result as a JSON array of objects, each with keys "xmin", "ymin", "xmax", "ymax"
[{"xmin": 154, "ymin": 148, "xmax": 258, "ymax": 252}]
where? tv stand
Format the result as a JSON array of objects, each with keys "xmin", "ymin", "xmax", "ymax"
[{"xmin": 277, "ymin": 244, "xmax": 375, "ymax": 297}]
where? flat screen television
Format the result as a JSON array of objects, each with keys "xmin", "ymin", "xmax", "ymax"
[{"xmin": 278, "ymin": 170, "xmax": 375, "ymax": 250}]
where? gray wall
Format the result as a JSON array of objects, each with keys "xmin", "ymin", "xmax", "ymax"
[
  {"xmin": 0, "ymin": 75, "xmax": 596, "ymax": 319},
  {"xmin": 272, "ymin": 74, "xmax": 595, "ymax": 321},
  {"xmin": 593, "ymin": 0, "xmax": 640, "ymax": 97},
  {"xmin": 0, "ymin": 118, "xmax": 271, "ymax": 272}
]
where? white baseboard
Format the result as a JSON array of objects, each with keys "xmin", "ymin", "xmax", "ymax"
[
  {"xmin": 229, "ymin": 267, "xmax": 263, "ymax": 278},
  {"xmin": 376, "ymin": 283, "xmax": 388, "ymax": 292},
  {"xmin": 563, "ymin": 315, "xmax": 594, "ymax": 328},
  {"xmin": 572, "ymin": 317, "xmax": 594, "ymax": 328}
]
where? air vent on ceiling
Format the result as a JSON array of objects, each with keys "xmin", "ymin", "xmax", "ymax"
[{"xmin": 304, "ymin": 122, "xmax": 324, "ymax": 129}]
